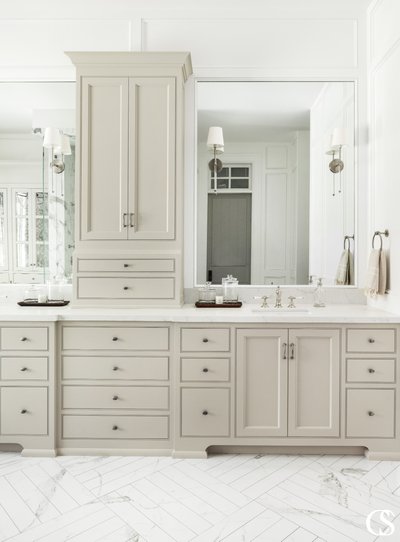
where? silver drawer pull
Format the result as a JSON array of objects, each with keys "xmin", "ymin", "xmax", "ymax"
[
  {"xmin": 112, "ymin": 395, "xmax": 119, "ymax": 401},
  {"xmin": 282, "ymin": 342, "xmax": 287, "ymax": 360},
  {"xmin": 368, "ymin": 368, "xmax": 375, "ymax": 374},
  {"xmin": 112, "ymin": 425, "xmax": 118, "ymax": 430},
  {"xmin": 112, "ymin": 337, "xmax": 118, "ymax": 342},
  {"xmin": 368, "ymin": 338, "xmax": 375, "ymax": 343},
  {"xmin": 20, "ymin": 409, "xmax": 27, "ymax": 414},
  {"xmin": 368, "ymin": 411, "xmax": 375, "ymax": 417},
  {"xmin": 202, "ymin": 410, "xmax": 208, "ymax": 416},
  {"xmin": 202, "ymin": 368, "xmax": 209, "ymax": 373},
  {"xmin": 20, "ymin": 367, "xmax": 28, "ymax": 372},
  {"xmin": 129, "ymin": 213, "xmax": 135, "ymax": 228},
  {"xmin": 112, "ymin": 366, "xmax": 119, "ymax": 371},
  {"xmin": 202, "ymin": 338, "xmax": 209, "ymax": 343},
  {"xmin": 122, "ymin": 213, "xmax": 128, "ymax": 228},
  {"xmin": 289, "ymin": 342, "xmax": 295, "ymax": 360},
  {"xmin": 20, "ymin": 337, "xmax": 28, "ymax": 342}
]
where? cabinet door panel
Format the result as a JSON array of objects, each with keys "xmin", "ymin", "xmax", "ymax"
[
  {"xmin": 236, "ymin": 329, "xmax": 287, "ymax": 437},
  {"xmin": 129, "ymin": 78, "xmax": 176, "ymax": 239},
  {"xmin": 288, "ymin": 329, "xmax": 340, "ymax": 437},
  {"xmin": 81, "ymin": 77, "xmax": 129, "ymax": 240}
]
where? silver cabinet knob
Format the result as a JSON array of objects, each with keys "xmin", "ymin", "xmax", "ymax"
[
  {"xmin": 202, "ymin": 338, "xmax": 209, "ymax": 343},
  {"xmin": 123, "ymin": 286, "xmax": 129, "ymax": 291},
  {"xmin": 112, "ymin": 395, "xmax": 118, "ymax": 401},
  {"xmin": 202, "ymin": 410, "xmax": 208, "ymax": 416},
  {"xmin": 20, "ymin": 337, "xmax": 28, "ymax": 342},
  {"xmin": 123, "ymin": 264, "xmax": 129, "ymax": 268},
  {"xmin": 20, "ymin": 367, "xmax": 28, "ymax": 372},
  {"xmin": 368, "ymin": 338, "xmax": 375, "ymax": 343},
  {"xmin": 112, "ymin": 425, "xmax": 118, "ymax": 430},
  {"xmin": 20, "ymin": 409, "xmax": 27, "ymax": 414},
  {"xmin": 112, "ymin": 337, "xmax": 118, "ymax": 341},
  {"xmin": 368, "ymin": 368, "xmax": 375, "ymax": 374},
  {"xmin": 112, "ymin": 366, "xmax": 119, "ymax": 371},
  {"xmin": 202, "ymin": 368, "xmax": 209, "ymax": 373},
  {"xmin": 368, "ymin": 411, "xmax": 375, "ymax": 417}
]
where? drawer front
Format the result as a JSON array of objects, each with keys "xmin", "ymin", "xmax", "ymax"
[
  {"xmin": 62, "ymin": 386, "xmax": 169, "ymax": 410},
  {"xmin": 62, "ymin": 326, "xmax": 169, "ymax": 351},
  {"xmin": 346, "ymin": 329, "xmax": 395, "ymax": 353},
  {"xmin": 181, "ymin": 328, "xmax": 230, "ymax": 352},
  {"xmin": 1, "ymin": 327, "xmax": 48, "ymax": 351},
  {"xmin": 346, "ymin": 389, "xmax": 395, "ymax": 438},
  {"xmin": 181, "ymin": 358, "xmax": 230, "ymax": 382},
  {"xmin": 62, "ymin": 356, "xmax": 169, "ymax": 381},
  {"xmin": 1, "ymin": 357, "xmax": 48, "ymax": 381},
  {"xmin": 346, "ymin": 359, "xmax": 395, "ymax": 383},
  {"xmin": 1, "ymin": 387, "xmax": 48, "ymax": 435},
  {"xmin": 78, "ymin": 258, "xmax": 175, "ymax": 273},
  {"xmin": 62, "ymin": 415, "xmax": 169, "ymax": 439},
  {"xmin": 181, "ymin": 388, "xmax": 230, "ymax": 437},
  {"xmin": 77, "ymin": 277, "xmax": 175, "ymax": 299}
]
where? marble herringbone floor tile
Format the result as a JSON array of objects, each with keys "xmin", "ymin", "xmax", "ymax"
[{"xmin": 0, "ymin": 452, "xmax": 399, "ymax": 541}]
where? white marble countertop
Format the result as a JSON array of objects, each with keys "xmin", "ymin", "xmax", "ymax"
[{"xmin": 0, "ymin": 303, "xmax": 399, "ymax": 323}]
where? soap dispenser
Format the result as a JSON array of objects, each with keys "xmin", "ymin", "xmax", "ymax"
[{"xmin": 313, "ymin": 277, "xmax": 326, "ymax": 308}]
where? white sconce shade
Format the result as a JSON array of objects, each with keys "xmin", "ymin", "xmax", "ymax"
[
  {"xmin": 56, "ymin": 134, "xmax": 72, "ymax": 156},
  {"xmin": 207, "ymin": 126, "xmax": 224, "ymax": 152},
  {"xmin": 331, "ymin": 127, "xmax": 347, "ymax": 149},
  {"xmin": 43, "ymin": 127, "xmax": 61, "ymax": 149}
]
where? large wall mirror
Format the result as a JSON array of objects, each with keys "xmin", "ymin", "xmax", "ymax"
[
  {"xmin": 0, "ymin": 82, "xmax": 75, "ymax": 284},
  {"xmin": 196, "ymin": 81, "xmax": 355, "ymax": 287}
]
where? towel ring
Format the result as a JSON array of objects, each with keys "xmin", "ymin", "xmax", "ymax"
[
  {"xmin": 344, "ymin": 235, "xmax": 354, "ymax": 250},
  {"xmin": 372, "ymin": 229, "xmax": 389, "ymax": 250}
]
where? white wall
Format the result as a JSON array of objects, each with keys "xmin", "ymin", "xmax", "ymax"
[
  {"xmin": 0, "ymin": 0, "xmax": 370, "ymax": 297},
  {"xmin": 368, "ymin": 0, "xmax": 400, "ymax": 311}
]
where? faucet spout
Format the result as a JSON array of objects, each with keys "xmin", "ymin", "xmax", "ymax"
[{"xmin": 274, "ymin": 286, "xmax": 282, "ymax": 308}]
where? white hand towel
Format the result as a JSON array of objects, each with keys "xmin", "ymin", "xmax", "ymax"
[
  {"xmin": 335, "ymin": 250, "xmax": 349, "ymax": 285},
  {"xmin": 364, "ymin": 249, "xmax": 387, "ymax": 297}
]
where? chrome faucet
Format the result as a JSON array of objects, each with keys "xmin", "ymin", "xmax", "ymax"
[{"xmin": 274, "ymin": 286, "xmax": 282, "ymax": 308}]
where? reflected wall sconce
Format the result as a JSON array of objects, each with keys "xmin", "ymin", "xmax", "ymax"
[
  {"xmin": 207, "ymin": 126, "xmax": 224, "ymax": 194},
  {"xmin": 43, "ymin": 127, "xmax": 71, "ymax": 174},
  {"xmin": 326, "ymin": 128, "xmax": 347, "ymax": 196}
]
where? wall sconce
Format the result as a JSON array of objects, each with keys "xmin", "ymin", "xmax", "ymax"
[
  {"xmin": 43, "ymin": 127, "xmax": 65, "ymax": 174},
  {"xmin": 207, "ymin": 126, "xmax": 224, "ymax": 194},
  {"xmin": 326, "ymin": 127, "xmax": 347, "ymax": 196}
]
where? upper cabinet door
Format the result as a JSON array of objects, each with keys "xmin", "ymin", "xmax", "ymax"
[
  {"xmin": 81, "ymin": 77, "xmax": 129, "ymax": 240},
  {"xmin": 288, "ymin": 329, "xmax": 340, "ymax": 437},
  {"xmin": 128, "ymin": 78, "xmax": 176, "ymax": 239}
]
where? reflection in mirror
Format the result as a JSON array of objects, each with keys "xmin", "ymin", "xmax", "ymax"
[
  {"xmin": 0, "ymin": 82, "xmax": 75, "ymax": 284},
  {"xmin": 197, "ymin": 81, "xmax": 355, "ymax": 287}
]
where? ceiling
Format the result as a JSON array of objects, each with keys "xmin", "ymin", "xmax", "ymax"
[{"xmin": 197, "ymin": 81, "xmax": 326, "ymax": 142}]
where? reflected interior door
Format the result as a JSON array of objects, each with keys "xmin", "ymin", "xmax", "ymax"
[{"xmin": 207, "ymin": 193, "xmax": 251, "ymax": 284}]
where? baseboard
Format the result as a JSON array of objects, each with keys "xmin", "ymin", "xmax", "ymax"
[{"xmin": 57, "ymin": 447, "xmax": 172, "ymax": 457}]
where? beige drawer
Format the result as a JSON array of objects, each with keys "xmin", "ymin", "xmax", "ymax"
[
  {"xmin": 1, "ymin": 327, "xmax": 48, "ymax": 351},
  {"xmin": 346, "ymin": 389, "xmax": 395, "ymax": 438},
  {"xmin": 62, "ymin": 326, "xmax": 169, "ymax": 351},
  {"xmin": 78, "ymin": 258, "xmax": 175, "ymax": 273},
  {"xmin": 62, "ymin": 356, "xmax": 169, "ymax": 381},
  {"xmin": 77, "ymin": 277, "xmax": 175, "ymax": 299},
  {"xmin": 62, "ymin": 415, "xmax": 168, "ymax": 439},
  {"xmin": 346, "ymin": 328, "xmax": 395, "ymax": 353},
  {"xmin": 181, "ymin": 328, "xmax": 230, "ymax": 352},
  {"xmin": 1, "ymin": 387, "xmax": 48, "ymax": 435},
  {"xmin": 62, "ymin": 385, "xmax": 169, "ymax": 410},
  {"xmin": 181, "ymin": 388, "xmax": 230, "ymax": 437},
  {"xmin": 346, "ymin": 359, "xmax": 395, "ymax": 383},
  {"xmin": 181, "ymin": 358, "xmax": 230, "ymax": 382},
  {"xmin": 1, "ymin": 357, "xmax": 48, "ymax": 381}
]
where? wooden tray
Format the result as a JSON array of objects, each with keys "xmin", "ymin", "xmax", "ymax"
[
  {"xmin": 18, "ymin": 300, "xmax": 70, "ymax": 307},
  {"xmin": 195, "ymin": 301, "xmax": 242, "ymax": 308}
]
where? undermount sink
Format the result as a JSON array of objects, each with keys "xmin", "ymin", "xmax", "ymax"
[{"xmin": 251, "ymin": 307, "xmax": 311, "ymax": 313}]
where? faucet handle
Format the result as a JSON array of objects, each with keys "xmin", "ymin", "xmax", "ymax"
[
  {"xmin": 253, "ymin": 295, "xmax": 270, "ymax": 308},
  {"xmin": 287, "ymin": 296, "xmax": 304, "ymax": 309}
]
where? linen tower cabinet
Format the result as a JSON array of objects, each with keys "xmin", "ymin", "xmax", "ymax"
[{"xmin": 67, "ymin": 52, "xmax": 192, "ymax": 307}]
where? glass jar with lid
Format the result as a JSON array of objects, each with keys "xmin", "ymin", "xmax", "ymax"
[
  {"xmin": 222, "ymin": 274, "xmax": 239, "ymax": 303},
  {"xmin": 198, "ymin": 282, "xmax": 217, "ymax": 303}
]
